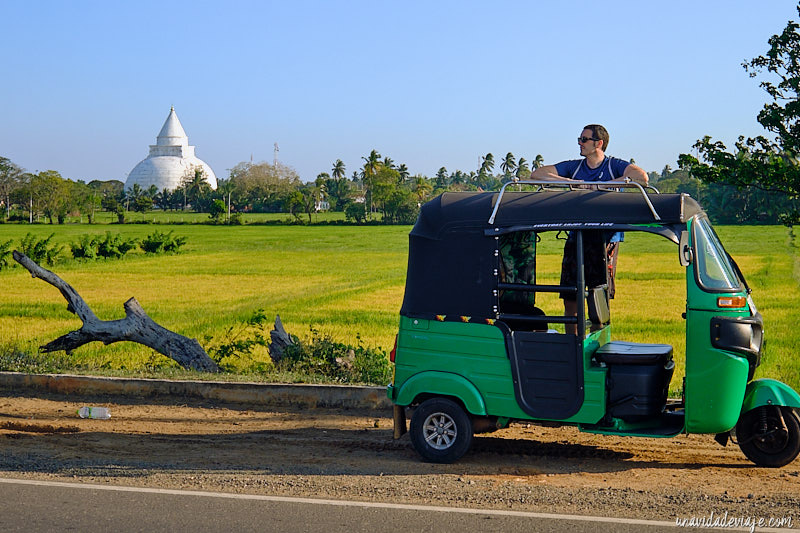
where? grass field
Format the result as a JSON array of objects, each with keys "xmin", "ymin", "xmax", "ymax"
[{"xmin": 0, "ymin": 221, "xmax": 798, "ymax": 392}]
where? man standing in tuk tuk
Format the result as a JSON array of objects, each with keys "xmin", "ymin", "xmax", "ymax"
[{"xmin": 531, "ymin": 124, "xmax": 649, "ymax": 333}]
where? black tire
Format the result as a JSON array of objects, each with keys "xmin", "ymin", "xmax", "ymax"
[
  {"xmin": 736, "ymin": 406, "xmax": 800, "ymax": 468},
  {"xmin": 409, "ymin": 398, "xmax": 473, "ymax": 463}
]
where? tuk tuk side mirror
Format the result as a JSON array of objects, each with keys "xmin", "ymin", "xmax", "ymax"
[{"xmin": 679, "ymin": 231, "xmax": 693, "ymax": 267}]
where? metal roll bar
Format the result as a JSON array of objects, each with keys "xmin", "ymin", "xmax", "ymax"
[{"xmin": 487, "ymin": 179, "xmax": 661, "ymax": 224}]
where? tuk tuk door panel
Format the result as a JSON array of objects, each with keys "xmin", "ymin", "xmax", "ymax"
[{"xmin": 508, "ymin": 331, "xmax": 584, "ymax": 420}]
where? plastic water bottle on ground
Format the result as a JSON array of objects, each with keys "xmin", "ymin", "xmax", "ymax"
[{"xmin": 77, "ymin": 406, "xmax": 111, "ymax": 419}]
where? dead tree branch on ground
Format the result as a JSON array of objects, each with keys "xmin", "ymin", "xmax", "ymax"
[{"xmin": 13, "ymin": 251, "xmax": 219, "ymax": 372}]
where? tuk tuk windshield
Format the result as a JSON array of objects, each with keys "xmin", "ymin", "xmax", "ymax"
[{"xmin": 694, "ymin": 217, "xmax": 742, "ymax": 291}]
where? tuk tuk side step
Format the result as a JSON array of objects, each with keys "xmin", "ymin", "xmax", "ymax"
[{"xmin": 580, "ymin": 411, "xmax": 685, "ymax": 438}]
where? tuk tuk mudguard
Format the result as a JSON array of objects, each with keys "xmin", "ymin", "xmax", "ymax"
[
  {"xmin": 391, "ymin": 371, "xmax": 487, "ymax": 415},
  {"xmin": 741, "ymin": 378, "xmax": 800, "ymax": 414}
]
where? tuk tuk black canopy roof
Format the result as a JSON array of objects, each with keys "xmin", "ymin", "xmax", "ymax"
[
  {"xmin": 411, "ymin": 190, "xmax": 703, "ymax": 240},
  {"xmin": 401, "ymin": 190, "xmax": 703, "ymax": 321}
]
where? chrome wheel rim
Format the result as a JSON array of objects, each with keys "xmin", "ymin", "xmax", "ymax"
[{"xmin": 422, "ymin": 412, "xmax": 457, "ymax": 450}]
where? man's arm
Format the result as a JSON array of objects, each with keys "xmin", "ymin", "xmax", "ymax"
[
  {"xmin": 530, "ymin": 164, "xmax": 569, "ymax": 181},
  {"xmin": 622, "ymin": 163, "xmax": 649, "ymax": 186}
]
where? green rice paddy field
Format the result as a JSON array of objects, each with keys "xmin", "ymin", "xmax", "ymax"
[{"xmin": 1, "ymin": 222, "xmax": 798, "ymax": 392}]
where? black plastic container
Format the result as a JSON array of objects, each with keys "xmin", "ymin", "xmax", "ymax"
[{"xmin": 595, "ymin": 341, "xmax": 675, "ymax": 421}]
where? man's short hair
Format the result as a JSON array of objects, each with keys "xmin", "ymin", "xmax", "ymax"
[{"xmin": 584, "ymin": 124, "xmax": 609, "ymax": 150}]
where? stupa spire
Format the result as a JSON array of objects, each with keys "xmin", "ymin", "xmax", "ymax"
[{"xmin": 156, "ymin": 106, "xmax": 188, "ymax": 147}]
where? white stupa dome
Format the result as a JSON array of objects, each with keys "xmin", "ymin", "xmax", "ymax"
[{"xmin": 126, "ymin": 107, "xmax": 217, "ymax": 191}]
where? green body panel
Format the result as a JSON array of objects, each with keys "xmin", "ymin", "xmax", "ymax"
[
  {"xmin": 580, "ymin": 419, "xmax": 684, "ymax": 438},
  {"xmin": 741, "ymin": 378, "xmax": 800, "ymax": 413},
  {"xmin": 390, "ymin": 316, "xmax": 607, "ymax": 424},
  {"xmin": 392, "ymin": 371, "xmax": 487, "ymax": 414},
  {"xmin": 684, "ymin": 308, "xmax": 750, "ymax": 433},
  {"xmin": 683, "ymin": 220, "xmax": 752, "ymax": 433}
]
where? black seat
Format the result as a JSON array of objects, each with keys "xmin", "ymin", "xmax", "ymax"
[
  {"xmin": 587, "ymin": 285, "xmax": 610, "ymax": 328},
  {"xmin": 595, "ymin": 341, "xmax": 673, "ymax": 365}
]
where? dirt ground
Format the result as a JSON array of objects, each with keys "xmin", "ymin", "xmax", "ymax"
[{"xmin": 1, "ymin": 391, "xmax": 799, "ymax": 525}]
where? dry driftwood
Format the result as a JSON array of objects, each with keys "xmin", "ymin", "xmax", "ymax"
[{"xmin": 13, "ymin": 251, "xmax": 219, "ymax": 372}]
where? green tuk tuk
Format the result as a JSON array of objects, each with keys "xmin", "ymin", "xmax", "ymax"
[{"xmin": 387, "ymin": 181, "xmax": 800, "ymax": 467}]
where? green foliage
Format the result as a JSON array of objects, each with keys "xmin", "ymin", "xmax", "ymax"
[
  {"xmin": 0, "ymin": 239, "xmax": 12, "ymax": 270},
  {"xmin": 679, "ymin": 7, "xmax": 800, "ymax": 224},
  {"xmin": 98, "ymin": 232, "xmax": 137, "ymax": 258},
  {"xmin": 279, "ymin": 327, "xmax": 391, "ymax": 384},
  {"xmin": 140, "ymin": 230, "xmax": 187, "ymax": 254},
  {"xmin": 206, "ymin": 309, "xmax": 271, "ymax": 372},
  {"xmin": 0, "ymin": 344, "xmax": 72, "ymax": 374},
  {"xmin": 654, "ymin": 169, "xmax": 798, "ymax": 224},
  {"xmin": 132, "ymin": 195, "xmax": 153, "ymax": 213},
  {"xmin": 382, "ymin": 188, "xmax": 419, "ymax": 224},
  {"xmin": 19, "ymin": 232, "xmax": 62, "ymax": 265},
  {"xmin": 208, "ymin": 199, "xmax": 226, "ymax": 222},
  {"xmin": 205, "ymin": 310, "xmax": 391, "ymax": 384},
  {"xmin": 344, "ymin": 201, "xmax": 366, "ymax": 223},
  {"xmin": 70, "ymin": 232, "xmax": 138, "ymax": 260},
  {"xmin": 70, "ymin": 234, "xmax": 99, "ymax": 259}
]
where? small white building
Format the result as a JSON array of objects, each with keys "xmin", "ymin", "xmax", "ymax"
[{"xmin": 126, "ymin": 107, "xmax": 217, "ymax": 191}]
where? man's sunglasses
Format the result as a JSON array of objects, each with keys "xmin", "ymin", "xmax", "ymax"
[{"xmin": 578, "ymin": 136, "xmax": 599, "ymax": 143}]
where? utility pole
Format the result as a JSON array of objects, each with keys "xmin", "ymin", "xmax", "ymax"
[{"xmin": 274, "ymin": 142, "xmax": 279, "ymax": 167}]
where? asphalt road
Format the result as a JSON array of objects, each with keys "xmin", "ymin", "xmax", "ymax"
[{"xmin": 0, "ymin": 478, "xmax": 686, "ymax": 533}]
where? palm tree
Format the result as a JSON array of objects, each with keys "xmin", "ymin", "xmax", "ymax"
[
  {"xmin": 412, "ymin": 176, "xmax": 433, "ymax": 203},
  {"xmin": 532, "ymin": 154, "xmax": 544, "ymax": 170},
  {"xmin": 434, "ymin": 167, "xmax": 449, "ymax": 189},
  {"xmin": 361, "ymin": 150, "xmax": 381, "ymax": 178},
  {"xmin": 516, "ymin": 158, "xmax": 530, "ymax": 179},
  {"xmin": 332, "ymin": 159, "xmax": 346, "ymax": 180},
  {"xmin": 500, "ymin": 152, "xmax": 517, "ymax": 178},
  {"xmin": 398, "ymin": 163, "xmax": 410, "ymax": 183},
  {"xmin": 382, "ymin": 157, "xmax": 395, "ymax": 170},
  {"xmin": 181, "ymin": 168, "xmax": 211, "ymax": 211},
  {"xmin": 480, "ymin": 153, "xmax": 495, "ymax": 176},
  {"xmin": 361, "ymin": 150, "xmax": 382, "ymax": 218}
]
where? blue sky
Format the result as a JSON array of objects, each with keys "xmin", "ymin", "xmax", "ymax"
[{"xmin": 1, "ymin": 1, "xmax": 798, "ymax": 184}]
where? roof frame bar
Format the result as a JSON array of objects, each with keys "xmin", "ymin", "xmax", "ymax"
[{"xmin": 488, "ymin": 179, "xmax": 662, "ymax": 225}]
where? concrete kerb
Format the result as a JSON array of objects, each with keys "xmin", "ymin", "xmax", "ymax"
[{"xmin": 0, "ymin": 372, "xmax": 393, "ymax": 412}]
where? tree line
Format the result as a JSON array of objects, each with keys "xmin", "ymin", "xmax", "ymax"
[
  {"xmin": 1, "ymin": 143, "xmax": 795, "ymax": 226},
  {"xmin": 0, "ymin": 150, "xmax": 550, "ymax": 226}
]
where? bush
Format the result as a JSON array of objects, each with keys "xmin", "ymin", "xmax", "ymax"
[
  {"xmin": 70, "ymin": 232, "xmax": 138, "ymax": 260},
  {"xmin": 280, "ymin": 327, "xmax": 391, "ymax": 385},
  {"xmin": 205, "ymin": 312, "xmax": 391, "ymax": 385},
  {"xmin": 344, "ymin": 202, "xmax": 367, "ymax": 224},
  {"xmin": 0, "ymin": 239, "xmax": 12, "ymax": 270},
  {"xmin": 206, "ymin": 309, "xmax": 270, "ymax": 373},
  {"xmin": 70, "ymin": 234, "xmax": 99, "ymax": 260},
  {"xmin": 140, "ymin": 230, "xmax": 187, "ymax": 254},
  {"xmin": 19, "ymin": 233, "xmax": 63, "ymax": 265},
  {"xmin": 97, "ymin": 232, "xmax": 137, "ymax": 259}
]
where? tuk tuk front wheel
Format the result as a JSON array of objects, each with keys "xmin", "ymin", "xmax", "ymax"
[
  {"xmin": 736, "ymin": 406, "xmax": 800, "ymax": 468},
  {"xmin": 409, "ymin": 398, "xmax": 473, "ymax": 463}
]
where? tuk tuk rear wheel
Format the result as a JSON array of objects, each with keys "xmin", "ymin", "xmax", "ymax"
[
  {"xmin": 736, "ymin": 406, "xmax": 800, "ymax": 468},
  {"xmin": 409, "ymin": 398, "xmax": 473, "ymax": 463}
]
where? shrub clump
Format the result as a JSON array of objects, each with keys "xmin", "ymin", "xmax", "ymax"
[
  {"xmin": 279, "ymin": 328, "xmax": 391, "ymax": 385},
  {"xmin": 140, "ymin": 230, "xmax": 187, "ymax": 254},
  {"xmin": 70, "ymin": 232, "xmax": 138, "ymax": 260},
  {"xmin": 19, "ymin": 233, "xmax": 63, "ymax": 266},
  {"xmin": 205, "ymin": 310, "xmax": 391, "ymax": 385}
]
